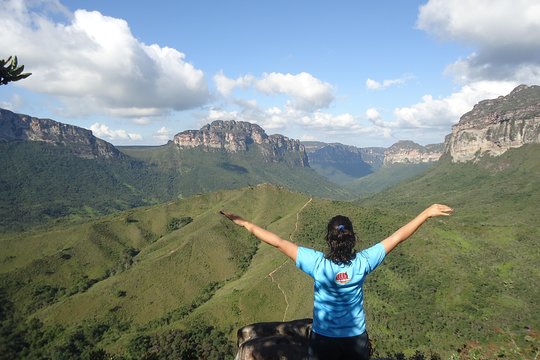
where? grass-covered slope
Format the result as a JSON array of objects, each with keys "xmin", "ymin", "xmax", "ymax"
[
  {"xmin": 360, "ymin": 144, "xmax": 540, "ymax": 226},
  {"xmin": 0, "ymin": 141, "xmax": 176, "ymax": 232},
  {"xmin": 346, "ymin": 163, "xmax": 434, "ymax": 198},
  {"xmin": 1, "ymin": 144, "xmax": 539, "ymax": 359},
  {"xmin": 0, "ymin": 185, "xmax": 315, "ymax": 358},
  {"xmin": 119, "ymin": 143, "xmax": 350, "ymax": 200},
  {"xmin": 0, "ymin": 140, "xmax": 350, "ymax": 232},
  {"xmin": 357, "ymin": 144, "xmax": 540, "ymax": 357}
]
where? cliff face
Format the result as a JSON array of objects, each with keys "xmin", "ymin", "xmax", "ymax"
[
  {"xmin": 383, "ymin": 140, "xmax": 443, "ymax": 166},
  {"xmin": 304, "ymin": 142, "xmax": 385, "ymax": 169},
  {"xmin": 173, "ymin": 120, "xmax": 309, "ymax": 167},
  {"xmin": 299, "ymin": 141, "xmax": 385, "ymax": 184},
  {"xmin": 444, "ymin": 84, "xmax": 540, "ymax": 162},
  {"xmin": 0, "ymin": 108, "xmax": 123, "ymax": 159},
  {"xmin": 359, "ymin": 146, "xmax": 387, "ymax": 169}
]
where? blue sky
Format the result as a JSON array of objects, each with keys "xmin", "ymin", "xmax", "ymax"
[{"xmin": 1, "ymin": 0, "xmax": 539, "ymax": 147}]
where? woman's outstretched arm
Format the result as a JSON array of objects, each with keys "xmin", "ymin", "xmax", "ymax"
[
  {"xmin": 381, "ymin": 204, "xmax": 453, "ymax": 255},
  {"xmin": 220, "ymin": 211, "xmax": 298, "ymax": 261}
]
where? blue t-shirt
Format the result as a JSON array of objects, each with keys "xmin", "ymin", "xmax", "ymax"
[{"xmin": 296, "ymin": 243, "xmax": 386, "ymax": 337}]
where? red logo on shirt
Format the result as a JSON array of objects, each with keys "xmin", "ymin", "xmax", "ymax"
[{"xmin": 335, "ymin": 272, "xmax": 350, "ymax": 285}]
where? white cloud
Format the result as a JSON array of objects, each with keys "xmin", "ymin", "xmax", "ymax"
[
  {"xmin": 0, "ymin": 0, "xmax": 209, "ymax": 117},
  {"xmin": 371, "ymin": 81, "xmax": 517, "ymax": 131},
  {"xmin": 299, "ymin": 134, "xmax": 317, "ymax": 141},
  {"xmin": 417, "ymin": 0, "xmax": 540, "ymax": 84},
  {"xmin": 366, "ymin": 79, "xmax": 383, "ymax": 90},
  {"xmin": 204, "ymin": 108, "xmax": 239, "ymax": 123},
  {"xmin": 417, "ymin": 0, "xmax": 540, "ymax": 46},
  {"xmin": 255, "ymin": 72, "xmax": 334, "ymax": 111},
  {"xmin": 200, "ymin": 106, "xmax": 286, "ymax": 130},
  {"xmin": 298, "ymin": 112, "xmax": 356, "ymax": 130},
  {"xmin": 153, "ymin": 126, "xmax": 171, "ymax": 142},
  {"xmin": 133, "ymin": 117, "xmax": 152, "ymax": 125},
  {"xmin": 365, "ymin": 108, "xmax": 380, "ymax": 121},
  {"xmin": 214, "ymin": 71, "xmax": 254, "ymax": 97},
  {"xmin": 365, "ymin": 107, "xmax": 398, "ymax": 129},
  {"xmin": 201, "ymin": 102, "xmax": 384, "ymax": 141},
  {"xmin": 366, "ymin": 76, "xmax": 411, "ymax": 90},
  {"xmin": 293, "ymin": 111, "xmax": 388, "ymax": 139},
  {"xmin": 213, "ymin": 71, "xmax": 335, "ymax": 111},
  {"xmin": 106, "ymin": 107, "xmax": 165, "ymax": 118},
  {"xmin": 90, "ymin": 123, "xmax": 142, "ymax": 141},
  {"xmin": 0, "ymin": 94, "xmax": 23, "ymax": 111}
]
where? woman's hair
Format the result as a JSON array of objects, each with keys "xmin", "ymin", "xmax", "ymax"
[{"xmin": 325, "ymin": 215, "xmax": 356, "ymax": 265}]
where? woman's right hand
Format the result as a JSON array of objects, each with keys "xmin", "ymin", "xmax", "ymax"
[{"xmin": 424, "ymin": 204, "xmax": 454, "ymax": 218}]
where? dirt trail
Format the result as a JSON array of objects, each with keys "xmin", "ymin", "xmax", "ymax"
[{"xmin": 267, "ymin": 197, "xmax": 312, "ymax": 322}]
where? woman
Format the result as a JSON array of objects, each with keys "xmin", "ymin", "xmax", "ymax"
[{"xmin": 220, "ymin": 203, "xmax": 453, "ymax": 359}]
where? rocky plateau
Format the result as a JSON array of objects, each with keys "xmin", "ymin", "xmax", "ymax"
[
  {"xmin": 0, "ymin": 108, "xmax": 123, "ymax": 159},
  {"xmin": 444, "ymin": 84, "xmax": 540, "ymax": 162},
  {"xmin": 383, "ymin": 141, "xmax": 443, "ymax": 166},
  {"xmin": 173, "ymin": 120, "xmax": 309, "ymax": 167}
]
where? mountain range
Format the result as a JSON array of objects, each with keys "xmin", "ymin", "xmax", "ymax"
[
  {"xmin": 445, "ymin": 84, "xmax": 540, "ymax": 162},
  {"xmin": 0, "ymin": 84, "xmax": 539, "ymax": 359},
  {"xmin": 0, "ymin": 110, "xmax": 344, "ymax": 231},
  {"xmin": 0, "ymin": 105, "xmax": 449, "ymax": 230}
]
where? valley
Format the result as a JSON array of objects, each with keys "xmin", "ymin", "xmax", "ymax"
[{"xmin": 0, "ymin": 85, "xmax": 539, "ymax": 359}]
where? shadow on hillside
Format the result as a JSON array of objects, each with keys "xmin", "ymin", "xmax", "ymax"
[{"xmin": 221, "ymin": 162, "xmax": 249, "ymax": 173}]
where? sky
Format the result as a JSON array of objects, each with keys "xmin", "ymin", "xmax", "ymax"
[{"xmin": 1, "ymin": 0, "xmax": 539, "ymax": 148}]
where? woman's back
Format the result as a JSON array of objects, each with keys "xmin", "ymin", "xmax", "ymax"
[{"xmin": 296, "ymin": 243, "xmax": 386, "ymax": 337}]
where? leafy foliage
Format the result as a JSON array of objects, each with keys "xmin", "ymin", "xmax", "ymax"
[
  {"xmin": 0, "ymin": 56, "xmax": 31, "ymax": 85},
  {"xmin": 347, "ymin": 163, "xmax": 433, "ymax": 197},
  {"xmin": 126, "ymin": 323, "xmax": 234, "ymax": 360},
  {"xmin": 357, "ymin": 145, "xmax": 540, "ymax": 358},
  {"xmin": 167, "ymin": 217, "xmax": 193, "ymax": 232},
  {"xmin": 119, "ymin": 144, "xmax": 351, "ymax": 201},
  {"xmin": 0, "ymin": 141, "xmax": 162, "ymax": 231},
  {"xmin": 0, "ymin": 145, "xmax": 538, "ymax": 358},
  {"xmin": 0, "ymin": 141, "xmax": 350, "ymax": 231}
]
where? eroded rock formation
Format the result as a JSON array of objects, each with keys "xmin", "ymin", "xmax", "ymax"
[
  {"xmin": 383, "ymin": 141, "xmax": 443, "ymax": 166},
  {"xmin": 304, "ymin": 142, "xmax": 385, "ymax": 171},
  {"xmin": 0, "ymin": 108, "xmax": 123, "ymax": 159},
  {"xmin": 173, "ymin": 120, "xmax": 309, "ymax": 167},
  {"xmin": 444, "ymin": 84, "xmax": 540, "ymax": 162}
]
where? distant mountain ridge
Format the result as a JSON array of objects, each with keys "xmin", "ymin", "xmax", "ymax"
[
  {"xmin": 444, "ymin": 84, "xmax": 540, "ymax": 162},
  {"xmin": 384, "ymin": 141, "xmax": 443, "ymax": 165},
  {"xmin": 302, "ymin": 141, "xmax": 384, "ymax": 184},
  {"xmin": 2, "ymin": 90, "xmax": 540, "ymax": 359},
  {"xmin": 303, "ymin": 141, "xmax": 385, "ymax": 168},
  {"xmin": 302, "ymin": 140, "xmax": 440, "ymax": 186},
  {"xmin": 0, "ymin": 111, "xmax": 349, "ymax": 230},
  {"xmin": 0, "ymin": 108, "xmax": 123, "ymax": 159},
  {"xmin": 174, "ymin": 120, "xmax": 309, "ymax": 167},
  {"xmin": 2, "ymin": 83, "xmax": 538, "ymax": 231}
]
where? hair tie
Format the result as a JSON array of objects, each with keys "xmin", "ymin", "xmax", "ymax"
[{"xmin": 337, "ymin": 224, "xmax": 345, "ymax": 232}]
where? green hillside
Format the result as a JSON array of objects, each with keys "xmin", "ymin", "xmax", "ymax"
[
  {"xmin": 0, "ymin": 140, "xmax": 349, "ymax": 232},
  {"xmin": 359, "ymin": 144, "xmax": 540, "ymax": 226},
  {"xmin": 118, "ymin": 143, "xmax": 350, "ymax": 201},
  {"xmin": 358, "ymin": 144, "xmax": 540, "ymax": 358},
  {"xmin": 346, "ymin": 163, "xmax": 434, "ymax": 198},
  {"xmin": 0, "ymin": 185, "xmax": 313, "ymax": 358},
  {"xmin": 0, "ymin": 141, "xmax": 163, "ymax": 232},
  {"xmin": 2, "ymin": 141, "xmax": 539, "ymax": 360}
]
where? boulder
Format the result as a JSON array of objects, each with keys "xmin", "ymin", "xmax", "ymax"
[{"xmin": 235, "ymin": 318, "xmax": 312, "ymax": 360}]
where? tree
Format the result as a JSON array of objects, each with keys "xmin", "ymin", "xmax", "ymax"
[{"xmin": 0, "ymin": 56, "xmax": 32, "ymax": 85}]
